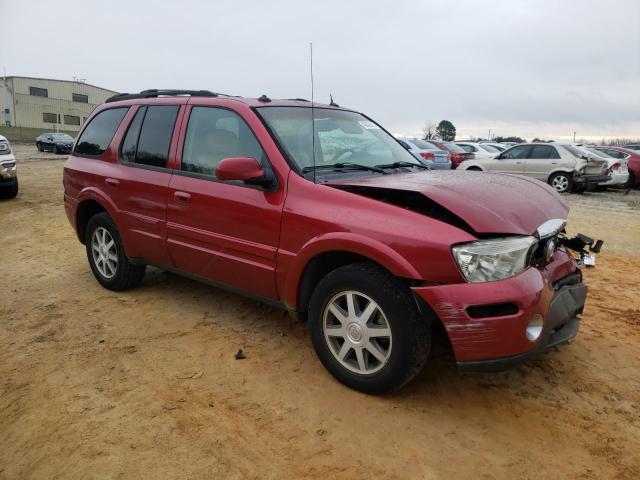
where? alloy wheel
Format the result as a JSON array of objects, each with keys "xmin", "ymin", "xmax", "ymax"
[
  {"xmin": 91, "ymin": 227, "xmax": 118, "ymax": 279},
  {"xmin": 322, "ymin": 290, "xmax": 392, "ymax": 375},
  {"xmin": 552, "ymin": 175, "xmax": 569, "ymax": 192}
]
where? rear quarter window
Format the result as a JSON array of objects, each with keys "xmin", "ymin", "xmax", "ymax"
[{"xmin": 74, "ymin": 108, "xmax": 128, "ymax": 156}]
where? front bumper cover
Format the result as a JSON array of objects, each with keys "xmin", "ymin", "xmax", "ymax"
[
  {"xmin": 457, "ymin": 278, "xmax": 586, "ymax": 372},
  {"xmin": 412, "ymin": 249, "xmax": 585, "ymax": 369}
]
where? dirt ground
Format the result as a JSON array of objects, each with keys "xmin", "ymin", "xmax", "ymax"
[{"xmin": 1, "ymin": 144, "xmax": 639, "ymax": 479}]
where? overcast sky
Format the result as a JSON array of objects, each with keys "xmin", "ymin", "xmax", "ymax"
[{"xmin": 2, "ymin": 0, "xmax": 639, "ymax": 140}]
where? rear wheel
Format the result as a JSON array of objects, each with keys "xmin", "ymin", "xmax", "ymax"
[
  {"xmin": 308, "ymin": 263, "xmax": 431, "ymax": 394},
  {"xmin": 85, "ymin": 212, "xmax": 145, "ymax": 291},
  {"xmin": 549, "ymin": 172, "xmax": 573, "ymax": 193},
  {"xmin": 626, "ymin": 171, "xmax": 636, "ymax": 189},
  {"xmin": 36, "ymin": 142, "xmax": 43, "ymax": 152},
  {"xmin": 53, "ymin": 145, "xmax": 59, "ymax": 154}
]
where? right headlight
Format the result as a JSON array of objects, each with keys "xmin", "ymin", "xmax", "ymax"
[{"xmin": 452, "ymin": 236, "xmax": 537, "ymax": 283}]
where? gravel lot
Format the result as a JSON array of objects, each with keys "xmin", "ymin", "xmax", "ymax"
[{"xmin": 1, "ymin": 144, "xmax": 639, "ymax": 479}]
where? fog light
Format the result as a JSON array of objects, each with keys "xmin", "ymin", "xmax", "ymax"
[{"xmin": 526, "ymin": 314, "xmax": 544, "ymax": 342}]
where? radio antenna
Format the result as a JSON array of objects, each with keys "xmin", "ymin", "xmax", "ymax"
[{"xmin": 310, "ymin": 42, "xmax": 316, "ymax": 184}]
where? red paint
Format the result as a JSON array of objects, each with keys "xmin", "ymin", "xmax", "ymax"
[{"xmin": 63, "ymin": 95, "xmax": 584, "ymax": 364}]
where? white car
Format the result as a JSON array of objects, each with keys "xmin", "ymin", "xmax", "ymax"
[
  {"xmin": 479, "ymin": 142, "xmax": 509, "ymax": 151},
  {"xmin": 455, "ymin": 142, "xmax": 500, "ymax": 161},
  {"xmin": 0, "ymin": 134, "xmax": 18, "ymax": 199},
  {"xmin": 395, "ymin": 137, "xmax": 452, "ymax": 169},
  {"xmin": 584, "ymin": 147, "xmax": 628, "ymax": 187},
  {"xmin": 458, "ymin": 142, "xmax": 610, "ymax": 193}
]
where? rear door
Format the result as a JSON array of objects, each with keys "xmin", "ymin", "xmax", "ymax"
[
  {"xmin": 111, "ymin": 103, "xmax": 182, "ymax": 265},
  {"xmin": 165, "ymin": 104, "xmax": 285, "ymax": 300},
  {"xmin": 524, "ymin": 145, "xmax": 561, "ymax": 181}
]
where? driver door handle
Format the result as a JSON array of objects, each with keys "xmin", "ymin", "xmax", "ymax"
[
  {"xmin": 174, "ymin": 191, "xmax": 191, "ymax": 203},
  {"xmin": 105, "ymin": 178, "xmax": 120, "ymax": 187}
]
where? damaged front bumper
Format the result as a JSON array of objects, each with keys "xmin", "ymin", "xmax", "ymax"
[{"xmin": 412, "ymin": 248, "xmax": 587, "ymax": 370}]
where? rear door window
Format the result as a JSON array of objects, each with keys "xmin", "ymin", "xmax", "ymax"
[
  {"xmin": 529, "ymin": 145, "xmax": 560, "ymax": 159},
  {"xmin": 75, "ymin": 107, "xmax": 128, "ymax": 156},
  {"xmin": 120, "ymin": 105, "xmax": 179, "ymax": 168}
]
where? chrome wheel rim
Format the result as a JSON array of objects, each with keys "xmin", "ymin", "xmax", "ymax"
[
  {"xmin": 552, "ymin": 175, "xmax": 569, "ymax": 192},
  {"xmin": 322, "ymin": 291, "xmax": 392, "ymax": 375},
  {"xmin": 91, "ymin": 227, "xmax": 118, "ymax": 279}
]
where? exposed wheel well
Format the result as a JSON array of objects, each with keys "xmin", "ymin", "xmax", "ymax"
[
  {"xmin": 296, "ymin": 251, "xmax": 410, "ymax": 322},
  {"xmin": 467, "ymin": 166, "xmax": 482, "ymax": 171},
  {"xmin": 76, "ymin": 200, "xmax": 107, "ymax": 244}
]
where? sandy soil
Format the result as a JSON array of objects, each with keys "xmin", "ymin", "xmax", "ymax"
[{"xmin": 1, "ymin": 145, "xmax": 639, "ymax": 479}]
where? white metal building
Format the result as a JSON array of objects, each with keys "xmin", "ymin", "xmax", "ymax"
[{"xmin": 0, "ymin": 76, "xmax": 118, "ymax": 132}]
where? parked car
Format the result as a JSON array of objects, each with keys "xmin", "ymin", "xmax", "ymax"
[
  {"xmin": 0, "ymin": 134, "xmax": 18, "ymax": 199},
  {"xmin": 63, "ymin": 89, "xmax": 592, "ymax": 394},
  {"xmin": 583, "ymin": 147, "xmax": 628, "ymax": 188},
  {"xmin": 455, "ymin": 142, "xmax": 500, "ymax": 161},
  {"xmin": 594, "ymin": 146, "xmax": 639, "ymax": 188},
  {"xmin": 458, "ymin": 143, "xmax": 610, "ymax": 193},
  {"xmin": 623, "ymin": 144, "xmax": 640, "ymax": 152},
  {"xmin": 480, "ymin": 142, "xmax": 508, "ymax": 151},
  {"xmin": 423, "ymin": 140, "xmax": 474, "ymax": 169},
  {"xmin": 36, "ymin": 133, "xmax": 75, "ymax": 154},
  {"xmin": 395, "ymin": 137, "xmax": 451, "ymax": 169}
]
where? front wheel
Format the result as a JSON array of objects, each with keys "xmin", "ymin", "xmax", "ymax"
[
  {"xmin": 0, "ymin": 179, "xmax": 18, "ymax": 199},
  {"xmin": 308, "ymin": 263, "xmax": 431, "ymax": 394},
  {"xmin": 53, "ymin": 145, "xmax": 59, "ymax": 154},
  {"xmin": 85, "ymin": 212, "xmax": 145, "ymax": 291},
  {"xmin": 36, "ymin": 142, "xmax": 43, "ymax": 152},
  {"xmin": 549, "ymin": 172, "xmax": 573, "ymax": 193}
]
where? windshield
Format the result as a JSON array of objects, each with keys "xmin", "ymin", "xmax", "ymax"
[
  {"xmin": 257, "ymin": 107, "xmax": 420, "ymax": 171},
  {"xmin": 587, "ymin": 147, "xmax": 611, "ymax": 158},
  {"xmin": 52, "ymin": 134, "xmax": 73, "ymax": 141},
  {"xmin": 561, "ymin": 144, "xmax": 587, "ymax": 158},
  {"xmin": 440, "ymin": 141, "xmax": 465, "ymax": 153}
]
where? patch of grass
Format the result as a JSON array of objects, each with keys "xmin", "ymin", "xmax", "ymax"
[{"xmin": 0, "ymin": 126, "xmax": 78, "ymax": 143}]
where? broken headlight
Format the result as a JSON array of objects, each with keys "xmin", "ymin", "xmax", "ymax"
[{"xmin": 452, "ymin": 236, "xmax": 537, "ymax": 283}]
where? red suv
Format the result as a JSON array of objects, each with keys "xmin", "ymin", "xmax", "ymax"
[{"xmin": 63, "ymin": 89, "xmax": 592, "ymax": 393}]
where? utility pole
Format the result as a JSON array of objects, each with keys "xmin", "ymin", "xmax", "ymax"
[
  {"xmin": 488, "ymin": 128, "xmax": 491, "ymax": 140},
  {"xmin": 573, "ymin": 131, "xmax": 576, "ymax": 143}
]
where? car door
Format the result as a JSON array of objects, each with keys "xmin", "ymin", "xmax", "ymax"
[
  {"xmin": 524, "ymin": 145, "xmax": 561, "ymax": 181},
  {"xmin": 489, "ymin": 145, "xmax": 529, "ymax": 173},
  {"xmin": 110, "ymin": 103, "xmax": 182, "ymax": 266},
  {"xmin": 165, "ymin": 104, "xmax": 285, "ymax": 300}
]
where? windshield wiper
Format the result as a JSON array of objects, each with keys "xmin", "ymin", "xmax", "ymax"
[
  {"xmin": 302, "ymin": 162, "xmax": 386, "ymax": 174},
  {"xmin": 375, "ymin": 161, "xmax": 430, "ymax": 170}
]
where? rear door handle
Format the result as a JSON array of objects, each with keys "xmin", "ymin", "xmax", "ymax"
[
  {"xmin": 105, "ymin": 178, "xmax": 120, "ymax": 187},
  {"xmin": 174, "ymin": 191, "xmax": 191, "ymax": 203}
]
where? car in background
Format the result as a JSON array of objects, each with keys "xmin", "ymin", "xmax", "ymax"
[
  {"xmin": 455, "ymin": 142, "xmax": 500, "ymax": 161},
  {"xmin": 0, "ymin": 134, "xmax": 18, "ymax": 199},
  {"xmin": 583, "ymin": 147, "xmax": 628, "ymax": 188},
  {"xmin": 458, "ymin": 143, "xmax": 610, "ymax": 193},
  {"xmin": 623, "ymin": 144, "xmax": 640, "ymax": 152},
  {"xmin": 36, "ymin": 133, "xmax": 75, "ymax": 154},
  {"xmin": 594, "ymin": 146, "xmax": 639, "ymax": 188},
  {"xmin": 479, "ymin": 142, "xmax": 508, "ymax": 151},
  {"xmin": 423, "ymin": 140, "xmax": 474, "ymax": 169},
  {"xmin": 395, "ymin": 137, "xmax": 451, "ymax": 169}
]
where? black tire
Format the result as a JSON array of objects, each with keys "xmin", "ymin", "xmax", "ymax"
[
  {"xmin": 626, "ymin": 171, "xmax": 636, "ymax": 189},
  {"xmin": 53, "ymin": 144, "xmax": 59, "ymax": 154},
  {"xmin": 308, "ymin": 262, "xmax": 431, "ymax": 394},
  {"xmin": 0, "ymin": 179, "xmax": 18, "ymax": 199},
  {"xmin": 85, "ymin": 212, "xmax": 145, "ymax": 291},
  {"xmin": 36, "ymin": 142, "xmax": 43, "ymax": 152},
  {"xmin": 548, "ymin": 172, "xmax": 573, "ymax": 193}
]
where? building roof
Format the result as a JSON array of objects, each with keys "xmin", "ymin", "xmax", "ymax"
[{"xmin": 2, "ymin": 75, "xmax": 118, "ymax": 94}]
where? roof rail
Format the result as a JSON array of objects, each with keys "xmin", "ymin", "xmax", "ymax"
[{"xmin": 105, "ymin": 89, "xmax": 223, "ymax": 103}]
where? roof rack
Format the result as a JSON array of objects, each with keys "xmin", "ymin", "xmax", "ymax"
[{"xmin": 105, "ymin": 89, "xmax": 224, "ymax": 103}]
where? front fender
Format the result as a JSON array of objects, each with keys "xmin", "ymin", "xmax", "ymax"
[{"xmin": 278, "ymin": 232, "xmax": 422, "ymax": 310}]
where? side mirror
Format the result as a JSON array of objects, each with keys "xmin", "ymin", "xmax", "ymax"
[{"xmin": 216, "ymin": 156, "xmax": 274, "ymax": 188}]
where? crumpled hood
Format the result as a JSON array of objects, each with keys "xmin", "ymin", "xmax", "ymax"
[{"xmin": 327, "ymin": 170, "xmax": 569, "ymax": 235}]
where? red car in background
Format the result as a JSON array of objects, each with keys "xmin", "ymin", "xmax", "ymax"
[
  {"xmin": 594, "ymin": 146, "xmax": 639, "ymax": 188},
  {"xmin": 425, "ymin": 140, "xmax": 475, "ymax": 168}
]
